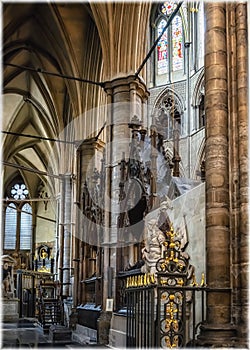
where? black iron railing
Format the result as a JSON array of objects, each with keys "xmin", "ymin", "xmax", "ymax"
[
  {"xmin": 125, "ymin": 278, "xmax": 231, "ymax": 348},
  {"xmin": 126, "ymin": 285, "xmax": 155, "ymax": 348}
]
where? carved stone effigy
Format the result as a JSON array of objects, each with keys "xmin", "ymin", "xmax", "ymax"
[
  {"xmin": 2, "ymin": 255, "xmax": 16, "ymax": 298},
  {"xmin": 157, "ymin": 199, "xmax": 173, "ymax": 233},
  {"xmin": 141, "ymin": 219, "xmax": 167, "ymax": 275},
  {"xmin": 2, "ymin": 255, "xmax": 19, "ymax": 322},
  {"xmin": 141, "ymin": 197, "xmax": 189, "ymax": 275}
]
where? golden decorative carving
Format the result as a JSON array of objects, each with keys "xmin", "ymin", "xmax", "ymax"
[
  {"xmin": 160, "ymin": 278, "xmax": 168, "ymax": 285},
  {"xmin": 38, "ymin": 266, "xmax": 50, "ymax": 273},
  {"xmin": 190, "ymin": 273, "xmax": 198, "ymax": 287},
  {"xmin": 200, "ymin": 273, "xmax": 206, "ymax": 287},
  {"xmin": 177, "ymin": 278, "xmax": 184, "ymax": 286},
  {"xmin": 126, "ymin": 273, "xmax": 156, "ymax": 288}
]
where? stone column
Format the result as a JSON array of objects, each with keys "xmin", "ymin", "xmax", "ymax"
[
  {"xmin": 235, "ymin": 2, "xmax": 248, "ymax": 342},
  {"xmin": 101, "ymin": 75, "xmax": 148, "ymax": 295},
  {"xmin": 58, "ymin": 177, "xmax": 65, "ymax": 296},
  {"xmin": 197, "ymin": 3, "xmax": 236, "ymax": 346},
  {"xmin": 76, "ymin": 138, "xmax": 105, "ymax": 305},
  {"xmin": 102, "ymin": 88, "xmax": 113, "ymax": 305},
  {"xmin": 103, "ymin": 75, "xmax": 149, "ymax": 290},
  {"xmin": 62, "ymin": 174, "xmax": 72, "ymax": 297},
  {"xmin": 227, "ymin": 0, "xmax": 240, "ymax": 336},
  {"xmin": 97, "ymin": 75, "xmax": 148, "ymax": 345}
]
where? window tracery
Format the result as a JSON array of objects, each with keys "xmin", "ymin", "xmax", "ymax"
[
  {"xmin": 155, "ymin": 93, "xmax": 182, "ymax": 141},
  {"xmin": 11, "ymin": 183, "xmax": 29, "ymax": 200},
  {"xmin": 160, "ymin": 1, "xmax": 178, "ymax": 16}
]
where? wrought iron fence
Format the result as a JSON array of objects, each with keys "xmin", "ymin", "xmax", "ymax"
[
  {"xmin": 124, "ymin": 225, "xmax": 231, "ymax": 348},
  {"xmin": 125, "ymin": 273, "xmax": 231, "ymax": 348},
  {"xmin": 125, "ymin": 274, "xmax": 203, "ymax": 348},
  {"xmin": 126, "ymin": 284, "xmax": 155, "ymax": 347}
]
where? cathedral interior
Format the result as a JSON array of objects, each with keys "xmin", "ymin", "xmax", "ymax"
[{"xmin": 1, "ymin": 1, "xmax": 249, "ymax": 348}]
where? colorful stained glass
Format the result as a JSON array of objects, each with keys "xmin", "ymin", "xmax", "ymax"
[
  {"xmin": 172, "ymin": 15, "xmax": 183, "ymax": 71},
  {"xmin": 157, "ymin": 19, "xmax": 168, "ymax": 75},
  {"xmin": 160, "ymin": 0, "xmax": 178, "ymax": 16}
]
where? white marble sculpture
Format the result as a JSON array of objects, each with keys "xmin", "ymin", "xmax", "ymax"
[{"xmin": 141, "ymin": 219, "xmax": 166, "ymax": 274}]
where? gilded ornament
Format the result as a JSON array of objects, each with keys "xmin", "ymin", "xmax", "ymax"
[
  {"xmin": 190, "ymin": 273, "xmax": 198, "ymax": 287},
  {"xmin": 200, "ymin": 273, "xmax": 206, "ymax": 287}
]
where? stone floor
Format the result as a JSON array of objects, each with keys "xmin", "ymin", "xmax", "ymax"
[{"xmin": 1, "ymin": 318, "xmax": 106, "ymax": 348}]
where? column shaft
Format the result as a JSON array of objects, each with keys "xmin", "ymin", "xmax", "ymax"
[
  {"xmin": 236, "ymin": 2, "xmax": 248, "ymax": 338},
  {"xmin": 227, "ymin": 0, "xmax": 241, "ymax": 329},
  {"xmin": 103, "ymin": 75, "xmax": 149, "ymax": 307},
  {"xmin": 198, "ymin": 3, "xmax": 237, "ymax": 345},
  {"xmin": 205, "ymin": 2, "xmax": 230, "ymax": 315},
  {"xmin": 63, "ymin": 175, "xmax": 72, "ymax": 297}
]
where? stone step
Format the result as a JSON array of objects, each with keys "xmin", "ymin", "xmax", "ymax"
[
  {"xmin": 72, "ymin": 332, "xmax": 91, "ymax": 345},
  {"xmin": 72, "ymin": 324, "xmax": 97, "ymax": 345}
]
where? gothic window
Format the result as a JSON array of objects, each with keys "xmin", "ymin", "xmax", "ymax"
[
  {"xmin": 155, "ymin": 93, "xmax": 182, "ymax": 140},
  {"xmin": 4, "ymin": 203, "xmax": 17, "ymax": 249},
  {"xmin": 3, "ymin": 181, "xmax": 32, "ymax": 251},
  {"xmin": 20, "ymin": 203, "xmax": 32, "ymax": 250},
  {"xmin": 155, "ymin": 1, "xmax": 184, "ymax": 79},
  {"xmin": 157, "ymin": 18, "xmax": 169, "ymax": 75}
]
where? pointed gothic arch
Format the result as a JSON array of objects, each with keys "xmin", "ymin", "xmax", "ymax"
[
  {"xmin": 153, "ymin": 87, "xmax": 184, "ymax": 139},
  {"xmin": 192, "ymin": 68, "xmax": 205, "ymax": 130}
]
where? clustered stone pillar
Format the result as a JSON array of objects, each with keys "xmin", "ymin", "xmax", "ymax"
[
  {"xmin": 97, "ymin": 75, "xmax": 148, "ymax": 345},
  {"xmin": 103, "ymin": 75, "xmax": 149, "ymax": 306},
  {"xmin": 197, "ymin": 2, "xmax": 237, "ymax": 346},
  {"xmin": 74, "ymin": 138, "xmax": 105, "ymax": 303}
]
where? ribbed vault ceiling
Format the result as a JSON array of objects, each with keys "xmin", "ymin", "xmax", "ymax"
[
  {"xmin": 2, "ymin": 2, "xmax": 103, "ymax": 196},
  {"xmin": 2, "ymin": 2, "xmax": 151, "ymax": 198}
]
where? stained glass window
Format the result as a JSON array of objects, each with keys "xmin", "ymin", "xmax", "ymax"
[
  {"xmin": 160, "ymin": 0, "xmax": 178, "ymax": 16},
  {"xmin": 157, "ymin": 19, "xmax": 169, "ymax": 75},
  {"xmin": 172, "ymin": 15, "xmax": 183, "ymax": 71},
  {"xmin": 4, "ymin": 203, "xmax": 17, "ymax": 249},
  {"xmin": 156, "ymin": 1, "xmax": 184, "ymax": 76}
]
